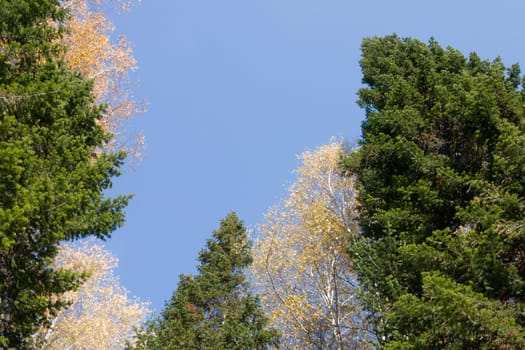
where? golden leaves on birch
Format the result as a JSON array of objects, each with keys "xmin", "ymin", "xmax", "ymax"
[
  {"xmin": 37, "ymin": 240, "xmax": 150, "ymax": 350},
  {"xmin": 61, "ymin": 0, "xmax": 145, "ymax": 159},
  {"xmin": 252, "ymin": 143, "xmax": 373, "ymax": 350}
]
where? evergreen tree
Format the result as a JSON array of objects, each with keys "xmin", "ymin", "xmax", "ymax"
[
  {"xmin": 0, "ymin": 1, "xmax": 129, "ymax": 348},
  {"xmin": 133, "ymin": 212, "xmax": 280, "ymax": 350},
  {"xmin": 347, "ymin": 35, "xmax": 525, "ymax": 348}
]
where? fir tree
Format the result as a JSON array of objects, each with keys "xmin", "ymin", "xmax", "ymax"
[
  {"xmin": 347, "ymin": 34, "xmax": 525, "ymax": 348},
  {"xmin": 0, "ymin": 1, "xmax": 129, "ymax": 347},
  {"xmin": 133, "ymin": 212, "xmax": 280, "ymax": 350}
]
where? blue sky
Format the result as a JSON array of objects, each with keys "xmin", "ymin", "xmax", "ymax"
[{"xmin": 103, "ymin": 0, "xmax": 525, "ymax": 313}]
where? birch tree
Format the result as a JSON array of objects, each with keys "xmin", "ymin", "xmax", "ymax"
[
  {"xmin": 251, "ymin": 143, "xmax": 373, "ymax": 350},
  {"xmin": 37, "ymin": 240, "xmax": 150, "ymax": 349},
  {"xmin": 61, "ymin": 0, "xmax": 145, "ymax": 158}
]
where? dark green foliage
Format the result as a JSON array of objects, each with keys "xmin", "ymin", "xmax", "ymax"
[
  {"xmin": 347, "ymin": 35, "xmax": 525, "ymax": 348},
  {"xmin": 0, "ymin": 1, "xmax": 129, "ymax": 348},
  {"xmin": 133, "ymin": 212, "xmax": 280, "ymax": 350}
]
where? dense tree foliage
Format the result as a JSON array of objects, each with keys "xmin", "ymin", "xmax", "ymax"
[
  {"xmin": 347, "ymin": 34, "xmax": 525, "ymax": 348},
  {"xmin": 133, "ymin": 212, "xmax": 280, "ymax": 350},
  {"xmin": 252, "ymin": 143, "xmax": 373, "ymax": 349},
  {"xmin": 7, "ymin": 2, "xmax": 525, "ymax": 348},
  {"xmin": 0, "ymin": 1, "xmax": 129, "ymax": 347}
]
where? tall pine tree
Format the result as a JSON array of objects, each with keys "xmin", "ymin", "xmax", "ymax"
[
  {"xmin": 0, "ymin": 1, "xmax": 129, "ymax": 348},
  {"xmin": 347, "ymin": 35, "xmax": 525, "ymax": 348},
  {"xmin": 133, "ymin": 212, "xmax": 279, "ymax": 350}
]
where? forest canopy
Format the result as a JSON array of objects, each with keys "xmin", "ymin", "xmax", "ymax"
[{"xmin": 1, "ymin": 1, "xmax": 525, "ymax": 347}]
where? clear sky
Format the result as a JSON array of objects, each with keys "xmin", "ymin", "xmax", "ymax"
[{"xmin": 103, "ymin": 0, "xmax": 525, "ymax": 313}]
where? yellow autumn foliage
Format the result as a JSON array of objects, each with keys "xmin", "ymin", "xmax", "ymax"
[
  {"xmin": 37, "ymin": 240, "xmax": 150, "ymax": 349},
  {"xmin": 61, "ymin": 0, "xmax": 145, "ymax": 159},
  {"xmin": 252, "ymin": 142, "xmax": 373, "ymax": 350}
]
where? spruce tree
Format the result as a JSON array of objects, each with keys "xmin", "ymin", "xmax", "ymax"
[
  {"xmin": 133, "ymin": 212, "xmax": 280, "ymax": 350},
  {"xmin": 0, "ymin": 1, "xmax": 129, "ymax": 347},
  {"xmin": 347, "ymin": 35, "xmax": 525, "ymax": 348}
]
